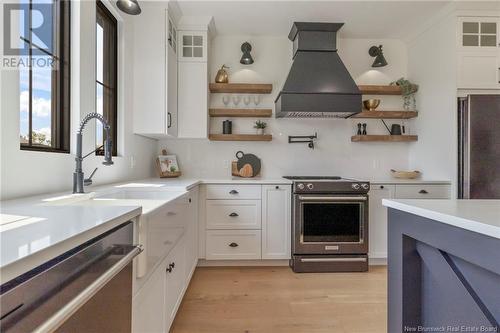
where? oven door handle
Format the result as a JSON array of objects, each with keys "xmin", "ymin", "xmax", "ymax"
[
  {"xmin": 298, "ymin": 196, "xmax": 367, "ymax": 201},
  {"xmin": 33, "ymin": 244, "xmax": 143, "ymax": 333}
]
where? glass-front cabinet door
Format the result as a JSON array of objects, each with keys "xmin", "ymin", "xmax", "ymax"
[
  {"xmin": 177, "ymin": 30, "xmax": 207, "ymax": 62},
  {"xmin": 459, "ymin": 17, "xmax": 499, "ymax": 48}
]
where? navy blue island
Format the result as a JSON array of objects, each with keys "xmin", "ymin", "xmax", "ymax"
[{"xmin": 383, "ymin": 199, "xmax": 500, "ymax": 333}]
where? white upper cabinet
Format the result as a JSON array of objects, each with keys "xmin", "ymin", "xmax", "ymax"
[
  {"xmin": 133, "ymin": 4, "xmax": 178, "ymax": 138},
  {"xmin": 457, "ymin": 16, "xmax": 500, "ymax": 89},
  {"xmin": 177, "ymin": 24, "xmax": 210, "ymax": 138},
  {"xmin": 459, "ymin": 17, "xmax": 498, "ymax": 49},
  {"xmin": 178, "ymin": 30, "xmax": 208, "ymax": 62}
]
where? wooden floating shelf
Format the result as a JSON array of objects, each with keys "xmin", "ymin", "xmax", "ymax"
[
  {"xmin": 209, "ymin": 83, "xmax": 273, "ymax": 94},
  {"xmin": 358, "ymin": 85, "xmax": 402, "ymax": 95},
  {"xmin": 209, "ymin": 134, "xmax": 273, "ymax": 142},
  {"xmin": 209, "ymin": 108, "xmax": 273, "ymax": 118},
  {"xmin": 351, "ymin": 135, "xmax": 418, "ymax": 142},
  {"xmin": 351, "ymin": 110, "xmax": 418, "ymax": 119}
]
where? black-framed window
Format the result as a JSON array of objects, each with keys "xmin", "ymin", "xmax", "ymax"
[
  {"xmin": 96, "ymin": 1, "xmax": 117, "ymax": 156},
  {"xmin": 19, "ymin": 0, "xmax": 71, "ymax": 153}
]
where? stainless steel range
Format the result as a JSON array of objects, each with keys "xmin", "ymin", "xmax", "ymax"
[{"xmin": 284, "ymin": 176, "xmax": 370, "ymax": 273}]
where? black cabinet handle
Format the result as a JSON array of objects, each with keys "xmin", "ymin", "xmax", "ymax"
[
  {"xmin": 229, "ymin": 190, "xmax": 239, "ymax": 195},
  {"xmin": 229, "ymin": 212, "xmax": 239, "ymax": 217},
  {"xmin": 188, "ymin": 198, "xmax": 192, "ymax": 203},
  {"xmin": 419, "ymin": 189, "xmax": 429, "ymax": 194},
  {"xmin": 167, "ymin": 112, "xmax": 172, "ymax": 128},
  {"xmin": 166, "ymin": 266, "xmax": 172, "ymax": 273},
  {"xmin": 229, "ymin": 242, "xmax": 239, "ymax": 248},
  {"xmin": 169, "ymin": 262, "xmax": 175, "ymax": 269}
]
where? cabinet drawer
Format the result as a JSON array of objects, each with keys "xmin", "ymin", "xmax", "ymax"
[
  {"xmin": 206, "ymin": 230, "xmax": 261, "ymax": 260},
  {"xmin": 206, "ymin": 200, "xmax": 261, "ymax": 230},
  {"xmin": 205, "ymin": 185, "xmax": 261, "ymax": 200},
  {"xmin": 394, "ymin": 185, "xmax": 450, "ymax": 199}
]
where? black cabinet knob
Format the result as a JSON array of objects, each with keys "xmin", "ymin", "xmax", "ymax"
[
  {"xmin": 166, "ymin": 266, "xmax": 172, "ymax": 273},
  {"xmin": 419, "ymin": 189, "xmax": 429, "ymax": 194},
  {"xmin": 188, "ymin": 198, "xmax": 192, "ymax": 203},
  {"xmin": 229, "ymin": 212, "xmax": 239, "ymax": 217},
  {"xmin": 169, "ymin": 262, "xmax": 175, "ymax": 269},
  {"xmin": 229, "ymin": 190, "xmax": 239, "ymax": 195},
  {"xmin": 380, "ymin": 185, "xmax": 384, "ymax": 189},
  {"xmin": 275, "ymin": 186, "xmax": 280, "ymax": 189},
  {"xmin": 229, "ymin": 242, "xmax": 239, "ymax": 248}
]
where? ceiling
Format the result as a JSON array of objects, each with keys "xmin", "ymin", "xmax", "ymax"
[{"xmin": 176, "ymin": 1, "xmax": 453, "ymax": 39}]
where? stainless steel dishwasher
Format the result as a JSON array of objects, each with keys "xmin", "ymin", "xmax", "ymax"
[{"xmin": 0, "ymin": 221, "xmax": 142, "ymax": 333}]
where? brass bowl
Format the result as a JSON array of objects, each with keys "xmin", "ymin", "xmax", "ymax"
[{"xmin": 363, "ymin": 99, "xmax": 380, "ymax": 111}]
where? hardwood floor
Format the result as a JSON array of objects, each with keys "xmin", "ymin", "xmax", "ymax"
[{"xmin": 171, "ymin": 266, "xmax": 387, "ymax": 333}]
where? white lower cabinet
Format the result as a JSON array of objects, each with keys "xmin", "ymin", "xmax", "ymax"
[
  {"xmin": 206, "ymin": 200, "xmax": 262, "ymax": 230},
  {"xmin": 132, "ymin": 188, "xmax": 198, "ymax": 333},
  {"xmin": 185, "ymin": 188, "xmax": 199, "ymax": 281},
  {"xmin": 132, "ymin": 258, "xmax": 168, "ymax": 333},
  {"xmin": 164, "ymin": 238, "xmax": 186, "ymax": 330},
  {"xmin": 261, "ymin": 185, "xmax": 291, "ymax": 259},
  {"xmin": 202, "ymin": 184, "xmax": 292, "ymax": 262},
  {"xmin": 368, "ymin": 183, "xmax": 451, "ymax": 260},
  {"xmin": 206, "ymin": 229, "xmax": 261, "ymax": 260},
  {"xmin": 368, "ymin": 185, "xmax": 395, "ymax": 259}
]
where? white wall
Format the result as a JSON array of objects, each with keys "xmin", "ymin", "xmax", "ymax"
[
  {"xmin": 407, "ymin": 14, "xmax": 458, "ymax": 197},
  {"xmin": 0, "ymin": 1, "xmax": 156, "ymax": 200},
  {"xmin": 158, "ymin": 35, "xmax": 412, "ymax": 180}
]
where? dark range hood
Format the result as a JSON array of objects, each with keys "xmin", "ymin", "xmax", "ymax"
[{"xmin": 275, "ymin": 22, "xmax": 361, "ymax": 118}]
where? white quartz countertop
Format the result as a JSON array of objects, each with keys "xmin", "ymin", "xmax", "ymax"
[
  {"xmin": 382, "ymin": 199, "xmax": 500, "ymax": 240},
  {"xmin": 370, "ymin": 179, "xmax": 451, "ymax": 185},
  {"xmin": 0, "ymin": 177, "xmax": 290, "ymax": 283}
]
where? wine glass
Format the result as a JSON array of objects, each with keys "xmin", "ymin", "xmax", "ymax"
[
  {"xmin": 232, "ymin": 95, "xmax": 241, "ymax": 107},
  {"xmin": 222, "ymin": 95, "xmax": 230, "ymax": 107},
  {"xmin": 253, "ymin": 95, "xmax": 261, "ymax": 107},
  {"xmin": 243, "ymin": 95, "xmax": 251, "ymax": 108}
]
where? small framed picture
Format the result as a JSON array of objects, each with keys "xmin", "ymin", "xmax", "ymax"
[{"xmin": 158, "ymin": 155, "xmax": 179, "ymax": 173}]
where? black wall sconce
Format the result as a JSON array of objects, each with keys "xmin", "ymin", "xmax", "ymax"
[
  {"xmin": 368, "ymin": 45, "xmax": 388, "ymax": 67},
  {"xmin": 289, "ymin": 133, "xmax": 318, "ymax": 149},
  {"xmin": 240, "ymin": 42, "xmax": 254, "ymax": 65}
]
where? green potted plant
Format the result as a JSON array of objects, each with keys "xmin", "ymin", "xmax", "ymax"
[
  {"xmin": 254, "ymin": 120, "xmax": 267, "ymax": 135},
  {"xmin": 390, "ymin": 78, "xmax": 419, "ymax": 111}
]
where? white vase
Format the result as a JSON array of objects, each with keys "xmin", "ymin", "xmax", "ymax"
[{"xmin": 256, "ymin": 128, "xmax": 264, "ymax": 135}]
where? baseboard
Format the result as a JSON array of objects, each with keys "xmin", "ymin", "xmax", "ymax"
[
  {"xmin": 197, "ymin": 258, "xmax": 387, "ymax": 267},
  {"xmin": 197, "ymin": 259, "xmax": 290, "ymax": 267},
  {"xmin": 369, "ymin": 257, "xmax": 387, "ymax": 266}
]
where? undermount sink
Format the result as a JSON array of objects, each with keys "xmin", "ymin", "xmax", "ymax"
[{"xmin": 94, "ymin": 190, "xmax": 183, "ymax": 201}]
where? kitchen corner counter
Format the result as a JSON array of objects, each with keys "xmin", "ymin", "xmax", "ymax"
[
  {"xmin": 382, "ymin": 199, "xmax": 500, "ymax": 239},
  {"xmin": 383, "ymin": 199, "xmax": 500, "ymax": 331},
  {"xmin": 0, "ymin": 203, "xmax": 142, "ymax": 284}
]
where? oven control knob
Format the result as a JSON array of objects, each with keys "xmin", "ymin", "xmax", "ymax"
[
  {"xmin": 297, "ymin": 183, "xmax": 305, "ymax": 190},
  {"xmin": 352, "ymin": 183, "xmax": 361, "ymax": 190},
  {"xmin": 361, "ymin": 183, "xmax": 370, "ymax": 190},
  {"xmin": 307, "ymin": 183, "xmax": 314, "ymax": 190}
]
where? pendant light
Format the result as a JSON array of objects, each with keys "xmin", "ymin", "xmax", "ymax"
[{"xmin": 116, "ymin": 0, "xmax": 141, "ymax": 15}]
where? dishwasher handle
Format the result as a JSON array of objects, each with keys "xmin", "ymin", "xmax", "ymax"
[{"xmin": 33, "ymin": 244, "xmax": 143, "ymax": 333}]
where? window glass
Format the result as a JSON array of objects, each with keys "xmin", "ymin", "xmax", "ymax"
[
  {"xmin": 96, "ymin": 1, "xmax": 118, "ymax": 156},
  {"xmin": 19, "ymin": 0, "xmax": 70, "ymax": 152}
]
